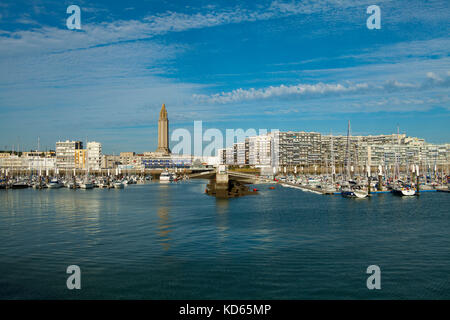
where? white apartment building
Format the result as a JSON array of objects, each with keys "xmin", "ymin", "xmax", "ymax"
[
  {"xmin": 225, "ymin": 147, "xmax": 234, "ymax": 165},
  {"xmin": 25, "ymin": 156, "xmax": 56, "ymax": 171},
  {"xmin": 87, "ymin": 141, "xmax": 102, "ymax": 170},
  {"xmin": 234, "ymin": 142, "xmax": 246, "ymax": 165},
  {"xmin": 218, "ymin": 148, "xmax": 226, "ymax": 165},
  {"xmin": 56, "ymin": 140, "xmax": 83, "ymax": 169},
  {"xmin": 0, "ymin": 154, "xmax": 25, "ymax": 169},
  {"xmin": 248, "ymin": 135, "xmax": 272, "ymax": 166}
]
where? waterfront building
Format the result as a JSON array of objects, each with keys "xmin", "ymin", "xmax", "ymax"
[
  {"xmin": 25, "ymin": 153, "xmax": 56, "ymax": 171},
  {"xmin": 119, "ymin": 152, "xmax": 139, "ymax": 166},
  {"xmin": 0, "ymin": 154, "xmax": 26, "ymax": 169},
  {"xmin": 101, "ymin": 155, "xmax": 121, "ymax": 169},
  {"xmin": 22, "ymin": 151, "xmax": 56, "ymax": 158},
  {"xmin": 277, "ymin": 131, "xmax": 321, "ymax": 168},
  {"xmin": 87, "ymin": 142, "xmax": 102, "ymax": 170},
  {"xmin": 156, "ymin": 104, "xmax": 171, "ymax": 155},
  {"xmin": 0, "ymin": 151, "xmax": 56, "ymax": 172},
  {"xmin": 100, "ymin": 153, "xmax": 143, "ymax": 170},
  {"xmin": 218, "ymin": 148, "xmax": 227, "ymax": 165},
  {"xmin": 75, "ymin": 149, "xmax": 87, "ymax": 169},
  {"xmin": 217, "ymin": 129, "xmax": 449, "ymax": 174},
  {"xmin": 248, "ymin": 135, "xmax": 272, "ymax": 166},
  {"xmin": 55, "ymin": 140, "xmax": 83, "ymax": 169},
  {"xmin": 225, "ymin": 147, "xmax": 234, "ymax": 165},
  {"xmin": 141, "ymin": 154, "xmax": 192, "ymax": 169},
  {"xmin": 234, "ymin": 142, "xmax": 246, "ymax": 165}
]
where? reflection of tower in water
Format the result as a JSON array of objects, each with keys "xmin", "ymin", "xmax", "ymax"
[
  {"xmin": 156, "ymin": 184, "xmax": 172, "ymax": 250},
  {"xmin": 216, "ymin": 199, "xmax": 229, "ymax": 215},
  {"xmin": 215, "ymin": 199, "xmax": 230, "ymax": 243},
  {"xmin": 157, "ymin": 207, "xmax": 172, "ymax": 250}
]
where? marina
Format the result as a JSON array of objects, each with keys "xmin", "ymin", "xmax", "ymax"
[
  {"xmin": 0, "ymin": 167, "xmax": 448, "ymax": 198},
  {"xmin": 0, "ymin": 0, "xmax": 449, "ymax": 303},
  {"xmin": 1, "ymin": 180, "xmax": 449, "ymax": 299}
]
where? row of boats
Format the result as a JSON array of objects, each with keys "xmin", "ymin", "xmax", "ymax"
[
  {"xmin": 0, "ymin": 171, "xmax": 188, "ymax": 190},
  {"xmin": 277, "ymin": 174, "xmax": 448, "ymax": 198},
  {"xmin": 1, "ymin": 175, "xmax": 151, "ymax": 190}
]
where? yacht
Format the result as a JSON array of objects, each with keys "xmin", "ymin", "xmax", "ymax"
[
  {"xmin": 11, "ymin": 181, "xmax": 29, "ymax": 189},
  {"xmin": 341, "ymin": 187, "xmax": 369, "ymax": 199},
  {"xmin": 392, "ymin": 186, "xmax": 416, "ymax": 196},
  {"xmin": 47, "ymin": 179, "xmax": 64, "ymax": 189},
  {"xmin": 114, "ymin": 181, "xmax": 124, "ymax": 189},
  {"xmin": 159, "ymin": 171, "xmax": 173, "ymax": 182},
  {"xmin": 97, "ymin": 181, "xmax": 107, "ymax": 189},
  {"xmin": 79, "ymin": 181, "xmax": 94, "ymax": 189},
  {"xmin": 66, "ymin": 181, "xmax": 76, "ymax": 189}
]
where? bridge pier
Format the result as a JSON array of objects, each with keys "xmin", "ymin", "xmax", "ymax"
[{"xmin": 216, "ymin": 172, "xmax": 229, "ymax": 185}]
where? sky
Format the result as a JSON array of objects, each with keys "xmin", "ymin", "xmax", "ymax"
[{"xmin": 0, "ymin": 0, "xmax": 449, "ymax": 154}]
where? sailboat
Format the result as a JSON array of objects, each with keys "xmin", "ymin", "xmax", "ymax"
[
  {"xmin": 80, "ymin": 146, "xmax": 93, "ymax": 189},
  {"xmin": 47, "ymin": 178, "xmax": 64, "ymax": 189},
  {"xmin": 341, "ymin": 121, "xmax": 368, "ymax": 198},
  {"xmin": 321, "ymin": 132, "xmax": 337, "ymax": 193},
  {"xmin": 79, "ymin": 180, "xmax": 93, "ymax": 189},
  {"xmin": 392, "ymin": 180, "xmax": 416, "ymax": 196},
  {"xmin": 392, "ymin": 186, "xmax": 416, "ymax": 196}
]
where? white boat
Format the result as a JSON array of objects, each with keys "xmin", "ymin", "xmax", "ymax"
[
  {"xmin": 159, "ymin": 171, "xmax": 173, "ymax": 182},
  {"xmin": 114, "ymin": 182, "xmax": 124, "ymax": 189},
  {"xmin": 392, "ymin": 187, "xmax": 416, "ymax": 196},
  {"xmin": 79, "ymin": 181, "xmax": 94, "ymax": 189},
  {"xmin": 65, "ymin": 182, "xmax": 76, "ymax": 189},
  {"xmin": 353, "ymin": 189, "xmax": 369, "ymax": 198},
  {"xmin": 341, "ymin": 188, "xmax": 368, "ymax": 198},
  {"xmin": 47, "ymin": 179, "xmax": 64, "ymax": 189},
  {"xmin": 97, "ymin": 182, "xmax": 107, "ymax": 189}
]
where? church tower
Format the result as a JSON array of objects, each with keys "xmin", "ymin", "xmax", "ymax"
[{"xmin": 156, "ymin": 104, "xmax": 171, "ymax": 154}]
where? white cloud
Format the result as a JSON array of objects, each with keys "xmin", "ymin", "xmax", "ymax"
[
  {"xmin": 426, "ymin": 72, "xmax": 442, "ymax": 82},
  {"xmin": 193, "ymin": 82, "xmax": 371, "ymax": 103},
  {"xmin": 193, "ymin": 73, "xmax": 449, "ymax": 104}
]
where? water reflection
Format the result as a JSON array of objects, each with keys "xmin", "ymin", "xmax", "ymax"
[
  {"xmin": 205, "ymin": 179, "xmax": 258, "ymax": 199},
  {"xmin": 156, "ymin": 184, "xmax": 173, "ymax": 250},
  {"xmin": 157, "ymin": 207, "xmax": 172, "ymax": 250},
  {"xmin": 216, "ymin": 199, "xmax": 229, "ymax": 215},
  {"xmin": 215, "ymin": 199, "xmax": 229, "ymax": 243}
]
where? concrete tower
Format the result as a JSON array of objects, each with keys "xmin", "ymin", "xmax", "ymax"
[{"xmin": 156, "ymin": 104, "xmax": 171, "ymax": 154}]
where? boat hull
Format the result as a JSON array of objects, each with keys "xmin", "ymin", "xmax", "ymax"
[
  {"xmin": 47, "ymin": 183, "xmax": 63, "ymax": 189},
  {"xmin": 341, "ymin": 190, "xmax": 368, "ymax": 198},
  {"xmin": 12, "ymin": 184, "xmax": 29, "ymax": 189},
  {"xmin": 392, "ymin": 188, "xmax": 416, "ymax": 196}
]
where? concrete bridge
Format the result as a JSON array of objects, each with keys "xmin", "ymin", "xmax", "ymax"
[{"xmin": 188, "ymin": 166, "xmax": 272, "ymax": 184}]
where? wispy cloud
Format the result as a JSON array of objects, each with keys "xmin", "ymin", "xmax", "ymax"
[
  {"xmin": 193, "ymin": 72, "xmax": 450, "ymax": 104},
  {"xmin": 0, "ymin": 1, "xmax": 331, "ymax": 57}
]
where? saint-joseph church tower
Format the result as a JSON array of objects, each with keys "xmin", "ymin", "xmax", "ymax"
[{"xmin": 156, "ymin": 104, "xmax": 171, "ymax": 155}]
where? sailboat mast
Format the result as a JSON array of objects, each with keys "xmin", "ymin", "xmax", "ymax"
[
  {"xmin": 345, "ymin": 120, "xmax": 351, "ymax": 180},
  {"xmin": 330, "ymin": 132, "xmax": 335, "ymax": 183}
]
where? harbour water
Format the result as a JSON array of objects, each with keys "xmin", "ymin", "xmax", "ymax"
[{"xmin": 0, "ymin": 180, "xmax": 449, "ymax": 299}]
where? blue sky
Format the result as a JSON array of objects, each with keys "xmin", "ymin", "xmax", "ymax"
[{"xmin": 0, "ymin": 0, "xmax": 449, "ymax": 153}]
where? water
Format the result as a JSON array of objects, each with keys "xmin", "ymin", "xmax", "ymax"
[{"xmin": 0, "ymin": 181, "xmax": 449, "ymax": 299}]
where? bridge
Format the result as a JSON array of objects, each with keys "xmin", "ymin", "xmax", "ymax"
[{"xmin": 188, "ymin": 166, "xmax": 273, "ymax": 184}]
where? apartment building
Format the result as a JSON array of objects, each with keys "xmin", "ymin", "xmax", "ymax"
[{"xmin": 56, "ymin": 140, "xmax": 83, "ymax": 169}]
